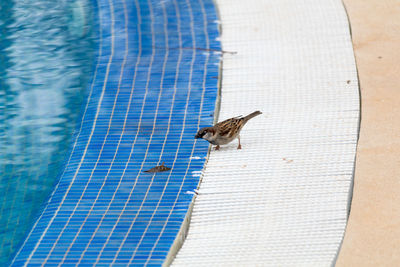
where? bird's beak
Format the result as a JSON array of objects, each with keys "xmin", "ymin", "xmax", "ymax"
[{"xmin": 195, "ymin": 134, "xmax": 200, "ymax": 139}]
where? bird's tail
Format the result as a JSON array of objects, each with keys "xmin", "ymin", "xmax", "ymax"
[{"xmin": 243, "ymin": 110, "xmax": 262, "ymax": 122}]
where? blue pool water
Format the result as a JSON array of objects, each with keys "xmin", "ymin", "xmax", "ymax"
[{"xmin": 0, "ymin": 0, "xmax": 96, "ymax": 265}]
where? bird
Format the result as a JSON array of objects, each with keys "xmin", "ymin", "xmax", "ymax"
[{"xmin": 195, "ymin": 111, "xmax": 262, "ymax": 150}]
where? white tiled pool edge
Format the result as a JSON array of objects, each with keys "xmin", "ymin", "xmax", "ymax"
[{"xmin": 172, "ymin": 0, "xmax": 359, "ymax": 265}]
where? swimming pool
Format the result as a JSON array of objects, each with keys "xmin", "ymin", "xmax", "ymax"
[
  {"xmin": 8, "ymin": 0, "xmax": 221, "ymax": 265},
  {"xmin": 0, "ymin": 0, "xmax": 95, "ymax": 264}
]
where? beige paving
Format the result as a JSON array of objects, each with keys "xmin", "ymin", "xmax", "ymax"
[{"xmin": 336, "ymin": 1, "xmax": 400, "ymax": 266}]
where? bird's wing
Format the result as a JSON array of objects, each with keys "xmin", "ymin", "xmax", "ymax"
[{"xmin": 215, "ymin": 117, "xmax": 243, "ymax": 137}]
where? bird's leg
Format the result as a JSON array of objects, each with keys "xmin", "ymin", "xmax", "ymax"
[
  {"xmin": 237, "ymin": 135, "xmax": 242, "ymax": 149},
  {"xmin": 215, "ymin": 145, "xmax": 220, "ymax": 150}
]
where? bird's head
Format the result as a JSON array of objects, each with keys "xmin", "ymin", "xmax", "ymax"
[{"xmin": 195, "ymin": 127, "xmax": 215, "ymax": 140}]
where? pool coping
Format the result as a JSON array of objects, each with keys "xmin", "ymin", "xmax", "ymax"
[{"xmin": 173, "ymin": 0, "xmax": 360, "ymax": 265}]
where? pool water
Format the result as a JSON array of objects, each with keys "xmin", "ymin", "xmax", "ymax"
[{"xmin": 0, "ymin": 0, "xmax": 96, "ymax": 264}]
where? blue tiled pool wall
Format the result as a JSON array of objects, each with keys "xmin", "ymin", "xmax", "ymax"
[{"xmin": 12, "ymin": 0, "xmax": 220, "ymax": 265}]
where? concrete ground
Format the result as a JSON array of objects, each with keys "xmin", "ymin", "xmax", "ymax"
[{"xmin": 337, "ymin": 0, "xmax": 400, "ymax": 266}]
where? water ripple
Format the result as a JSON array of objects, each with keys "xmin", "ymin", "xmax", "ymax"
[{"xmin": 0, "ymin": 0, "xmax": 96, "ymax": 264}]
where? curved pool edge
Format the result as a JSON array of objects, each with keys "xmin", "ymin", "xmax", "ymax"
[
  {"xmin": 11, "ymin": 0, "xmax": 221, "ymax": 265},
  {"xmin": 173, "ymin": 0, "xmax": 360, "ymax": 265}
]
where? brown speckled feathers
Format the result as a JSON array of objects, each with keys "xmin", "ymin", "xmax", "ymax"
[
  {"xmin": 215, "ymin": 116, "xmax": 245, "ymax": 137},
  {"xmin": 216, "ymin": 111, "xmax": 262, "ymax": 137}
]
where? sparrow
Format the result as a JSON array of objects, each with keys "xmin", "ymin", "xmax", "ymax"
[{"xmin": 195, "ymin": 111, "xmax": 262, "ymax": 150}]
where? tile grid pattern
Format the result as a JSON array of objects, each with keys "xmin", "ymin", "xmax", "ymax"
[
  {"xmin": 173, "ymin": 0, "xmax": 360, "ymax": 266},
  {"xmin": 11, "ymin": 0, "xmax": 220, "ymax": 265}
]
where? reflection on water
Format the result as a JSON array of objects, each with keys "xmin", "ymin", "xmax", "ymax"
[{"xmin": 0, "ymin": 0, "xmax": 95, "ymax": 264}]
